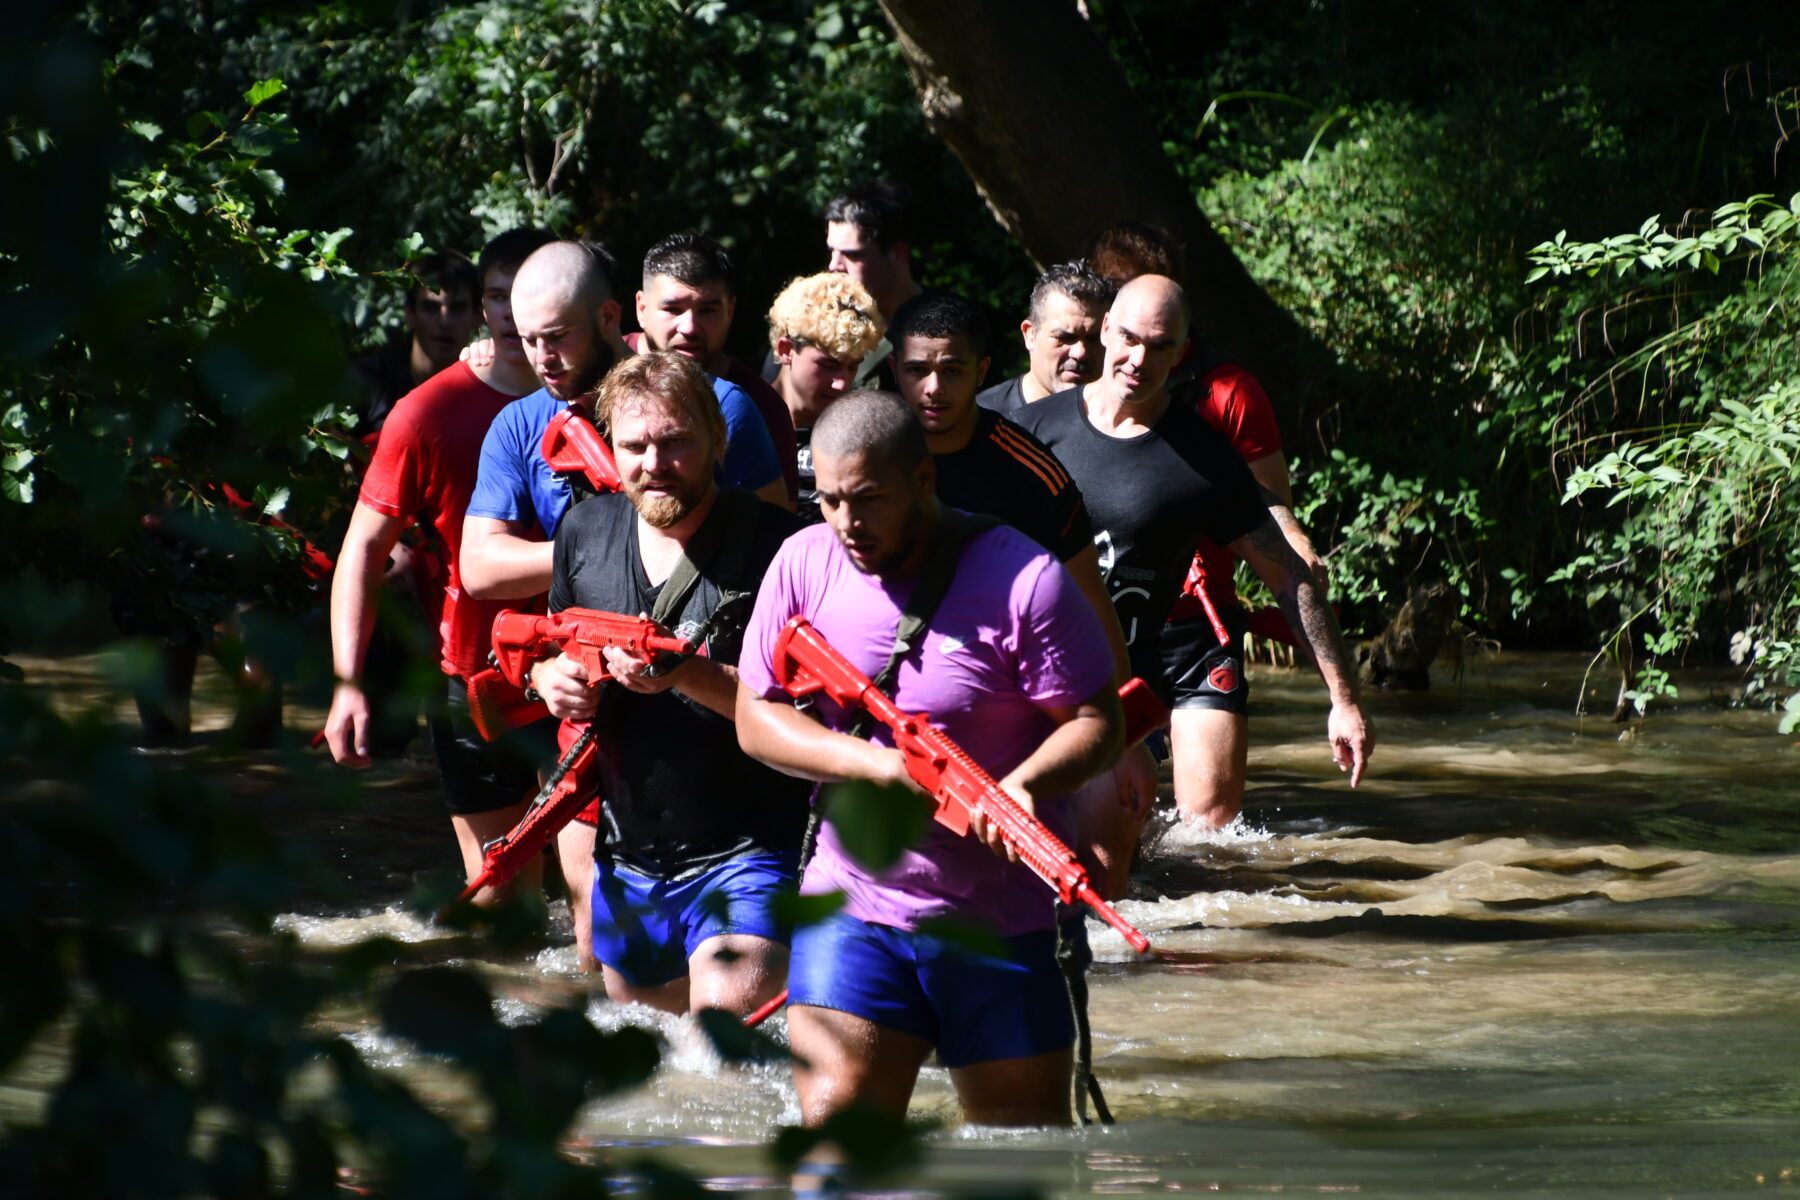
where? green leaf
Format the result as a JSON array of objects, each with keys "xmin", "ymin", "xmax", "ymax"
[
  {"xmin": 243, "ymin": 79, "xmax": 287, "ymax": 107},
  {"xmin": 822, "ymin": 779, "xmax": 930, "ymax": 873},
  {"xmin": 770, "ymin": 889, "xmax": 846, "ymax": 930},
  {"xmin": 127, "ymin": 120, "xmax": 162, "ymax": 142},
  {"xmin": 693, "ymin": 1007, "xmax": 794, "ymax": 1065}
]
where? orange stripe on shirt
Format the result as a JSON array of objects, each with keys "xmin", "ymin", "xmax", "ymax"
[{"xmin": 991, "ymin": 424, "xmax": 1070, "ymax": 492}]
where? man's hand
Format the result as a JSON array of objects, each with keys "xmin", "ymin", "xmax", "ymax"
[
  {"xmin": 599, "ymin": 641, "xmax": 690, "ymax": 695},
  {"xmin": 1328, "ymin": 701, "xmax": 1374, "ymax": 787},
  {"xmin": 458, "ymin": 337, "xmax": 497, "ymax": 369},
  {"xmin": 1112, "ymin": 742, "xmax": 1159, "ymax": 819},
  {"xmin": 533, "ymin": 652, "xmax": 602, "ymax": 720},
  {"xmin": 970, "ymin": 775, "xmax": 1037, "ymax": 864},
  {"xmin": 324, "ymin": 682, "xmax": 373, "ymax": 768}
]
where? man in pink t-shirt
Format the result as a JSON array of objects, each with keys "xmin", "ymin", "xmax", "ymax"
[
  {"xmin": 324, "ymin": 228, "xmax": 580, "ymax": 914},
  {"xmin": 737, "ymin": 391, "xmax": 1123, "ymax": 1128}
]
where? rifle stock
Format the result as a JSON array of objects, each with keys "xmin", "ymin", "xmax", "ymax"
[{"xmin": 541, "ymin": 408, "xmax": 620, "ymax": 492}]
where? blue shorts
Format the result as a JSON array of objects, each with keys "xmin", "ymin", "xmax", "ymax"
[
  {"xmin": 788, "ymin": 912, "xmax": 1075, "ymax": 1069},
  {"xmin": 590, "ymin": 852, "xmax": 798, "ymax": 987}
]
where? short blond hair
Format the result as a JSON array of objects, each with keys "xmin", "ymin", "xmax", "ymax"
[
  {"xmin": 593, "ymin": 350, "xmax": 727, "ymax": 455},
  {"xmin": 766, "ymin": 272, "xmax": 885, "ymax": 362}
]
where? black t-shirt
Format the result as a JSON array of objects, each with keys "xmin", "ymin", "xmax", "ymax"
[
  {"xmin": 975, "ymin": 374, "xmax": 1029, "ymax": 418},
  {"xmin": 549, "ymin": 490, "xmax": 811, "ymax": 879},
  {"xmin": 349, "ymin": 339, "xmax": 416, "ymax": 438},
  {"xmin": 1013, "ymin": 388, "xmax": 1266, "ymax": 687},
  {"xmin": 793, "ymin": 424, "xmax": 821, "ymax": 525},
  {"xmin": 934, "ymin": 407, "xmax": 1092, "ymax": 562}
]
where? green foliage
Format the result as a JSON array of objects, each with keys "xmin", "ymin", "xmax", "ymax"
[
  {"xmin": 0, "ymin": 39, "xmax": 378, "ymax": 650},
  {"xmin": 822, "ymin": 778, "xmax": 931, "ymax": 872},
  {"xmin": 1526, "ymin": 195, "xmax": 1800, "ymax": 715},
  {"xmin": 209, "ymin": 0, "xmax": 1029, "ymax": 356}
]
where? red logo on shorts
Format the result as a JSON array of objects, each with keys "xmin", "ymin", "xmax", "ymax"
[{"xmin": 1208, "ymin": 663, "xmax": 1239, "ymax": 693}]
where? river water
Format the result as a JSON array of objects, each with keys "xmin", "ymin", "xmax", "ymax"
[{"xmin": 13, "ymin": 649, "xmax": 1800, "ymax": 1195}]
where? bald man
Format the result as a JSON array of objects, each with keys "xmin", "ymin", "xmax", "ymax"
[
  {"xmin": 1013, "ymin": 275, "xmax": 1373, "ymax": 868},
  {"xmin": 736, "ymin": 390, "xmax": 1123, "ymax": 1127}
]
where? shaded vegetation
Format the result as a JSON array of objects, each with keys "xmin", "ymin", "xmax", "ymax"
[{"xmin": 1, "ymin": 0, "xmax": 1797, "ymax": 1192}]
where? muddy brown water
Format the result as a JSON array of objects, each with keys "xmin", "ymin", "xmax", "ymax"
[{"xmin": 7, "ymin": 649, "xmax": 1800, "ymax": 1196}]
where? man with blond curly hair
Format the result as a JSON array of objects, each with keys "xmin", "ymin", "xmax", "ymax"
[{"xmin": 767, "ymin": 272, "xmax": 886, "ymax": 522}]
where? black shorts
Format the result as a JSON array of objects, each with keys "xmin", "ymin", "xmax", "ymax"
[
  {"xmin": 1157, "ymin": 609, "xmax": 1251, "ymax": 716},
  {"xmin": 428, "ymin": 677, "xmax": 560, "ymax": 816}
]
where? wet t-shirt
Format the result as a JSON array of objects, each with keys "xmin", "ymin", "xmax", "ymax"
[
  {"xmin": 550, "ymin": 491, "xmax": 810, "ymax": 879},
  {"xmin": 1013, "ymin": 388, "xmax": 1265, "ymax": 692},
  {"xmin": 738, "ymin": 522, "xmax": 1113, "ymax": 936}
]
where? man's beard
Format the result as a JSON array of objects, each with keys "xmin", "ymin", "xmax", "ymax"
[
  {"xmin": 626, "ymin": 475, "xmax": 710, "ymax": 529},
  {"xmin": 546, "ymin": 326, "xmax": 617, "ymax": 401}
]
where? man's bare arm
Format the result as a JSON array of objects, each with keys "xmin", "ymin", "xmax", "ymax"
[
  {"xmin": 1246, "ymin": 450, "xmax": 1328, "ymax": 597},
  {"xmin": 1062, "ymin": 544, "xmax": 1131, "ymax": 684},
  {"xmin": 325, "ymin": 502, "xmax": 410, "ymax": 767},
  {"xmin": 460, "ymin": 515, "xmax": 554, "ymax": 599},
  {"xmin": 736, "ymin": 687, "xmax": 922, "ymax": 791},
  {"xmin": 1232, "ymin": 517, "xmax": 1373, "ymax": 785}
]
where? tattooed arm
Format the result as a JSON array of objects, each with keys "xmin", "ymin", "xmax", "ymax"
[
  {"xmin": 1230, "ymin": 517, "xmax": 1373, "ymax": 785},
  {"xmin": 1247, "ymin": 450, "xmax": 1328, "ymax": 599}
]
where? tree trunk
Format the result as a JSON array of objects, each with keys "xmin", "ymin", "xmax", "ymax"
[{"xmin": 875, "ymin": 0, "xmax": 1329, "ymax": 441}]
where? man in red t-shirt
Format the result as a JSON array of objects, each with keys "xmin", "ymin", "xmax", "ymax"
[
  {"xmin": 1160, "ymin": 357, "xmax": 1328, "ymax": 830},
  {"xmin": 325, "ymin": 228, "xmax": 603, "ymax": 940}
]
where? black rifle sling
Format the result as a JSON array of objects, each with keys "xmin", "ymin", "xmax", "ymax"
[
  {"xmin": 845, "ymin": 511, "xmax": 1002, "ymax": 739},
  {"xmin": 647, "ymin": 487, "xmax": 762, "ymax": 650}
]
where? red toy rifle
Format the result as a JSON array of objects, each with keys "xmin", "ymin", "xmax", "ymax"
[
  {"xmin": 442, "ymin": 608, "xmax": 694, "ymax": 913},
  {"xmin": 770, "ymin": 616, "xmax": 1157, "ymax": 954},
  {"xmin": 541, "ymin": 408, "xmax": 620, "ymax": 492}
]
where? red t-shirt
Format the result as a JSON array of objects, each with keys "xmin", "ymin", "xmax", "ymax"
[
  {"xmin": 1168, "ymin": 361, "xmax": 1282, "ymax": 619},
  {"xmin": 358, "ymin": 362, "xmax": 529, "ymax": 678}
]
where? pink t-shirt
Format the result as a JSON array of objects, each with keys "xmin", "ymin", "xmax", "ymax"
[
  {"xmin": 738, "ymin": 521, "xmax": 1113, "ymax": 936},
  {"xmin": 358, "ymin": 362, "xmax": 527, "ymax": 679}
]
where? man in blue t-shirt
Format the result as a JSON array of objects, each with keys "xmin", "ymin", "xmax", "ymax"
[
  {"xmin": 459, "ymin": 241, "xmax": 779, "ymax": 969},
  {"xmin": 463, "ymin": 241, "xmax": 783, "ymax": 594}
]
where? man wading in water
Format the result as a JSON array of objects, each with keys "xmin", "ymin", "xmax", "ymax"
[{"xmin": 737, "ymin": 391, "xmax": 1125, "ymax": 1126}]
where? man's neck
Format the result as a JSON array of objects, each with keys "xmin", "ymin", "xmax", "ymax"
[
  {"xmin": 1021, "ymin": 371, "xmax": 1055, "ymax": 403},
  {"xmin": 870, "ymin": 501, "xmax": 941, "ymax": 584},
  {"xmin": 471, "ymin": 354, "xmax": 539, "ymax": 397},
  {"xmin": 878, "ymin": 276, "xmax": 923, "ymax": 321},
  {"xmin": 636, "ymin": 486, "xmax": 721, "ymax": 586},
  {"xmin": 924, "ymin": 413, "xmax": 979, "ymax": 457},
  {"xmin": 777, "ymin": 370, "xmax": 828, "ymax": 429},
  {"xmin": 1082, "ymin": 378, "xmax": 1169, "ymax": 438},
  {"xmin": 408, "ymin": 339, "xmax": 438, "ymax": 385}
]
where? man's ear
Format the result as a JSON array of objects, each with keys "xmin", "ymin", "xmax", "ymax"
[
  {"xmin": 634, "ymin": 290, "xmax": 648, "ymax": 323},
  {"xmin": 1019, "ymin": 317, "xmax": 1035, "ymax": 348},
  {"xmin": 599, "ymin": 298, "xmax": 623, "ymax": 333},
  {"xmin": 887, "ymin": 240, "xmax": 911, "ymax": 270},
  {"xmin": 775, "ymin": 335, "xmax": 796, "ymax": 366},
  {"xmin": 976, "ymin": 356, "xmax": 992, "ymax": 388}
]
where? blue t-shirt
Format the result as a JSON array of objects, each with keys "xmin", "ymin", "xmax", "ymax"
[{"xmin": 467, "ymin": 378, "xmax": 783, "ymax": 538}]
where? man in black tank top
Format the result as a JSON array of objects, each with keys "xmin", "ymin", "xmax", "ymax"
[
  {"xmin": 525, "ymin": 352, "xmax": 809, "ymax": 1019},
  {"xmin": 886, "ymin": 290, "xmax": 1157, "ymax": 897},
  {"xmin": 1014, "ymin": 276, "xmax": 1374, "ymax": 852}
]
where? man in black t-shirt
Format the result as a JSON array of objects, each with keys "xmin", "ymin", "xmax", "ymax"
[
  {"xmin": 887, "ymin": 290, "xmax": 1157, "ymax": 896},
  {"xmin": 526, "ymin": 351, "xmax": 809, "ymax": 1018},
  {"xmin": 1015, "ymin": 275, "xmax": 1373, "ymax": 851},
  {"xmin": 976, "ymin": 262, "xmax": 1115, "ymax": 418}
]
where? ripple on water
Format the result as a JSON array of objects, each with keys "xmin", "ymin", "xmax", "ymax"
[{"xmin": 273, "ymin": 905, "xmax": 447, "ymax": 946}]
